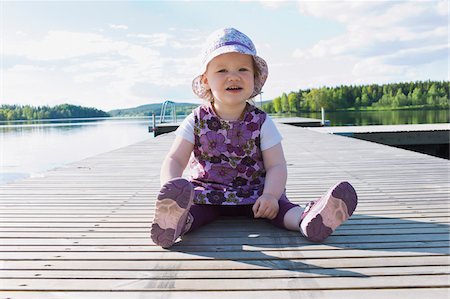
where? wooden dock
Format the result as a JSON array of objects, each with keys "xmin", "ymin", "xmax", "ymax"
[
  {"xmin": 0, "ymin": 124, "xmax": 449, "ymax": 298},
  {"xmin": 307, "ymin": 123, "xmax": 450, "ymax": 160},
  {"xmin": 307, "ymin": 123, "xmax": 450, "ymax": 144},
  {"xmin": 151, "ymin": 116, "xmax": 323, "ymax": 136}
]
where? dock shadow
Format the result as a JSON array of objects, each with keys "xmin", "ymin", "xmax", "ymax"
[{"xmin": 167, "ymin": 214, "xmax": 449, "ymax": 278}]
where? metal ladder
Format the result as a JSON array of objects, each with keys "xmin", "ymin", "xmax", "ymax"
[{"xmin": 159, "ymin": 100, "xmax": 176, "ymax": 123}]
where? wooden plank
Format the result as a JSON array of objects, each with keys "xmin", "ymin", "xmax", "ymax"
[
  {"xmin": 0, "ymin": 225, "xmax": 446, "ymax": 234},
  {"xmin": 2, "ymin": 274, "xmax": 449, "ymax": 291},
  {"xmin": 2, "ymin": 256, "xmax": 448, "ymax": 270},
  {"xmin": 2, "ymin": 289, "xmax": 448, "ymax": 299},
  {"xmin": 0, "ymin": 227, "xmax": 447, "ymax": 238},
  {"xmin": 0, "ymin": 247, "xmax": 448, "ymax": 261},
  {"xmin": 0, "ymin": 241, "xmax": 448, "ymax": 252},
  {"xmin": 1, "ymin": 265, "xmax": 448, "ymax": 279},
  {"xmin": 0, "ymin": 233, "xmax": 448, "ymax": 246},
  {"xmin": 0, "ymin": 216, "xmax": 448, "ymax": 225}
]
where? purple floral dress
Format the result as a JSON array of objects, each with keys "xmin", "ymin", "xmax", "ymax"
[{"xmin": 190, "ymin": 103, "xmax": 267, "ymax": 205}]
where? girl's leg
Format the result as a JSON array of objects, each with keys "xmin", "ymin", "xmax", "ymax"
[
  {"xmin": 283, "ymin": 206, "xmax": 304, "ymax": 231},
  {"xmin": 184, "ymin": 204, "xmax": 221, "ymax": 234},
  {"xmin": 269, "ymin": 194, "xmax": 302, "ymax": 230},
  {"xmin": 188, "ymin": 204, "xmax": 257, "ymax": 235},
  {"xmin": 151, "ymin": 180, "xmax": 222, "ymax": 247}
]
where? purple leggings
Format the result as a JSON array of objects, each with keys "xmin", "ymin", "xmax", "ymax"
[{"xmin": 186, "ymin": 194, "xmax": 299, "ymax": 233}]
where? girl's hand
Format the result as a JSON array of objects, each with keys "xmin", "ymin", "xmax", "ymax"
[{"xmin": 252, "ymin": 194, "xmax": 279, "ymax": 220}]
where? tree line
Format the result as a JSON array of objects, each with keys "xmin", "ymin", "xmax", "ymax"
[
  {"xmin": 262, "ymin": 81, "xmax": 449, "ymax": 113},
  {"xmin": 2, "ymin": 81, "xmax": 448, "ymax": 120},
  {"xmin": 0, "ymin": 104, "xmax": 109, "ymax": 121},
  {"xmin": 108, "ymin": 102, "xmax": 199, "ymax": 117}
]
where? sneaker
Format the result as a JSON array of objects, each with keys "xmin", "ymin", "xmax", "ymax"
[
  {"xmin": 150, "ymin": 178, "xmax": 194, "ymax": 248},
  {"xmin": 300, "ymin": 181, "xmax": 357, "ymax": 243}
]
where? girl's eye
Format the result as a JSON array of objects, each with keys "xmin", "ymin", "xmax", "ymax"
[
  {"xmin": 239, "ymin": 68, "xmax": 249, "ymax": 72},
  {"xmin": 217, "ymin": 69, "xmax": 227, "ymax": 73}
]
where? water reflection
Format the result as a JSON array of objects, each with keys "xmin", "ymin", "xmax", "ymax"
[
  {"xmin": 287, "ymin": 109, "xmax": 449, "ymax": 126},
  {"xmin": 0, "ymin": 118, "xmax": 153, "ymax": 185}
]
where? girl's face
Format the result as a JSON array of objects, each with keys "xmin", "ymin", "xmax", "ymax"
[{"xmin": 201, "ymin": 52, "xmax": 255, "ymax": 109}]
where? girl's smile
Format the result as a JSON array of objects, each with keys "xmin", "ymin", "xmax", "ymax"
[{"xmin": 226, "ymin": 86, "xmax": 243, "ymax": 91}]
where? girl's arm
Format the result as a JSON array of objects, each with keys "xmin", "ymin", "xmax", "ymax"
[
  {"xmin": 160, "ymin": 136, "xmax": 194, "ymax": 187},
  {"xmin": 261, "ymin": 142, "xmax": 287, "ymax": 200},
  {"xmin": 253, "ymin": 143, "xmax": 287, "ymax": 219}
]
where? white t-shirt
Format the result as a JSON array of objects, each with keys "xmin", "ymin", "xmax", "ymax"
[{"xmin": 175, "ymin": 112, "xmax": 282, "ymax": 151}]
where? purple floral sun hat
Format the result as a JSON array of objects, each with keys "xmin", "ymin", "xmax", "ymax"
[{"xmin": 192, "ymin": 28, "xmax": 268, "ymax": 100}]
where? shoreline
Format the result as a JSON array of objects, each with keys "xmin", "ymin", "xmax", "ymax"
[{"xmin": 1, "ymin": 107, "xmax": 448, "ymax": 124}]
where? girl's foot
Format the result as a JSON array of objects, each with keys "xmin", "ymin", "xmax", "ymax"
[
  {"xmin": 300, "ymin": 181, "xmax": 357, "ymax": 242},
  {"xmin": 150, "ymin": 178, "xmax": 194, "ymax": 248}
]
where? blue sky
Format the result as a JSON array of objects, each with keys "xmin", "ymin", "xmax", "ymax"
[{"xmin": 1, "ymin": 0, "xmax": 448, "ymax": 111}]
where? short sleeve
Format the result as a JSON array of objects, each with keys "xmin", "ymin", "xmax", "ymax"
[
  {"xmin": 260, "ymin": 116, "xmax": 282, "ymax": 151},
  {"xmin": 174, "ymin": 112, "xmax": 195, "ymax": 144}
]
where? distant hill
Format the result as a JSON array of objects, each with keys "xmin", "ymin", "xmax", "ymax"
[
  {"xmin": 0, "ymin": 104, "xmax": 109, "ymax": 121},
  {"xmin": 108, "ymin": 102, "xmax": 199, "ymax": 117}
]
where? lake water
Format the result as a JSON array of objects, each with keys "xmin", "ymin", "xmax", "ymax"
[
  {"xmin": 279, "ymin": 109, "xmax": 450, "ymax": 126},
  {"xmin": 1, "ymin": 109, "xmax": 448, "ymax": 185},
  {"xmin": 0, "ymin": 118, "xmax": 153, "ymax": 185}
]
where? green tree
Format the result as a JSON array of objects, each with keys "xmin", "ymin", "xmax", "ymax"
[
  {"xmin": 361, "ymin": 87, "xmax": 370, "ymax": 107},
  {"xmin": 438, "ymin": 95, "xmax": 449, "ymax": 108},
  {"xmin": 304, "ymin": 89, "xmax": 320, "ymax": 111},
  {"xmin": 410, "ymin": 87, "xmax": 423, "ymax": 105},
  {"xmin": 266, "ymin": 80, "xmax": 449, "ymax": 111},
  {"xmin": 280, "ymin": 93, "xmax": 289, "ymax": 113},
  {"xmin": 394, "ymin": 88, "xmax": 409, "ymax": 107},
  {"xmin": 355, "ymin": 97, "xmax": 361, "ymax": 108},
  {"xmin": 287, "ymin": 92, "xmax": 298, "ymax": 113},
  {"xmin": 427, "ymin": 84, "xmax": 438, "ymax": 106},
  {"xmin": 0, "ymin": 104, "xmax": 109, "ymax": 121},
  {"xmin": 262, "ymin": 102, "xmax": 274, "ymax": 113},
  {"xmin": 272, "ymin": 97, "xmax": 282, "ymax": 113}
]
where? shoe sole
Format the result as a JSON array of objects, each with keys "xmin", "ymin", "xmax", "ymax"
[
  {"xmin": 150, "ymin": 178, "xmax": 194, "ymax": 248},
  {"xmin": 301, "ymin": 181, "xmax": 357, "ymax": 242}
]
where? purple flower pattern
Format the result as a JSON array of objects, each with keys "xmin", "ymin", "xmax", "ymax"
[
  {"xmin": 207, "ymin": 117, "xmax": 222, "ymax": 131},
  {"xmin": 206, "ymin": 191, "xmax": 226, "ymax": 204},
  {"xmin": 190, "ymin": 103, "xmax": 267, "ymax": 205},
  {"xmin": 200, "ymin": 131, "xmax": 227, "ymax": 157},
  {"xmin": 209, "ymin": 164, "xmax": 238, "ymax": 185},
  {"xmin": 227, "ymin": 123, "xmax": 252, "ymax": 148}
]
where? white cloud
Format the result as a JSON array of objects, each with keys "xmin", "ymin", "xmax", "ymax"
[
  {"xmin": 127, "ymin": 33, "xmax": 172, "ymax": 47},
  {"xmin": 7, "ymin": 64, "xmax": 52, "ymax": 72},
  {"xmin": 1, "ymin": 29, "xmax": 200, "ymax": 110},
  {"xmin": 63, "ymin": 59, "xmax": 123, "ymax": 73},
  {"xmin": 292, "ymin": 0, "xmax": 448, "ymax": 86},
  {"xmin": 259, "ymin": 0, "xmax": 288, "ymax": 9},
  {"xmin": 109, "ymin": 24, "xmax": 128, "ymax": 30},
  {"xmin": 295, "ymin": 1, "xmax": 448, "ymax": 58},
  {"xmin": 4, "ymin": 30, "xmax": 128, "ymax": 61}
]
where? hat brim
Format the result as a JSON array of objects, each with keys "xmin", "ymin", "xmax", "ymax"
[{"xmin": 192, "ymin": 46, "xmax": 268, "ymax": 100}]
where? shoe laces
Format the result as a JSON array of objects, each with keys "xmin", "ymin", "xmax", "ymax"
[
  {"xmin": 181, "ymin": 212, "xmax": 194, "ymax": 235},
  {"xmin": 301, "ymin": 200, "xmax": 317, "ymax": 220}
]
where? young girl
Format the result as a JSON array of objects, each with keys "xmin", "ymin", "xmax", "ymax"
[{"xmin": 151, "ymin": 28, "xmax": 357, "ymax": 248}]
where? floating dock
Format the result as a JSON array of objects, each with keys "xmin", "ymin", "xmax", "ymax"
[
  {"xmin": 0, "ymin": 124, "xmax": 449, "ymax": 298},
  {"xmin": 308, "ymin": 123, "xmax": 450, "ymax": 159},
  {"xmin": 307, "ymin": 123, "xmax": 449, "ymax": 142}
]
